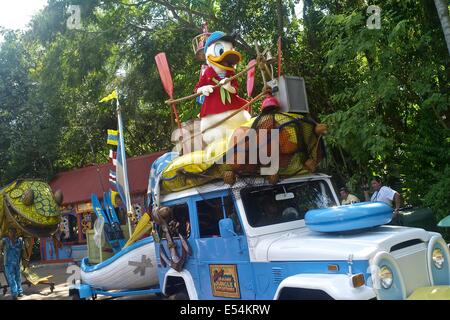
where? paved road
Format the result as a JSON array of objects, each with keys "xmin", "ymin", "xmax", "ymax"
[{"xmin": 0, "ymin": 262, "xmax": 160, "ymax": 300}]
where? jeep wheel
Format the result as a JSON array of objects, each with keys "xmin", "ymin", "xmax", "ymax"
[
  {"xmin": 168, "ymin": 290, "xmax": 189, "ymax": 300},
  {"xmin": 70, "ymin": 290, "xmax": 86, "ymax": 300}
]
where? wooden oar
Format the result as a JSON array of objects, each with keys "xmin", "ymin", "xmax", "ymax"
[
  {"xmin": 164, "ymin": 60, "xmax": 259, "ymax": 105},
  {"xmin": 155, "ymin": 52, "xmax": 181, "ymax": 129},
  {"xmin": 187, "ymin": 89, "xmax": 270, "ymax": 143},
  {"xmin": 246, "ymin": 59, "xmax": 257, "ymax": 98}
]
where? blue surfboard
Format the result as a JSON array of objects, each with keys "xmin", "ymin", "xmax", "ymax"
[
  {"xmin": 103, "ymin": 191, "xmax": 120, "ymax": 224},
  {"xmin": 103, "ymin": 191, "xmax": 126, "ymax": 249},
  {"xmin": 305, "ymin": 201, "xmax": 393, "ymax": 233},
  {"xmin": 91, "ymin": 193, "xmax": 110, "ymax": 225},
  {"xmin": 91, "ymin": 194, "xmax": 122, "ymax": 253}
]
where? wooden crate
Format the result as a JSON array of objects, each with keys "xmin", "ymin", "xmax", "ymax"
[{"xmin": 86, "ymin": 225, "xmax": 130, "ymax": 264}]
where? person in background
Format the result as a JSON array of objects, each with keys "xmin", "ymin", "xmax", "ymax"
[
  {"xmin": 0, "ymin": 228, "xmax": 24, "ymax": 300},
  {"xmin": 340, "ymin": 187, "xmax": 360, "ymax": 205},
  {"xmin": 364, "ymin": 176, "xmax": 401, "ymax": 216},
  {"xmin": 256, "ymin": 197, "xmax": 282, "ymax": 226}
]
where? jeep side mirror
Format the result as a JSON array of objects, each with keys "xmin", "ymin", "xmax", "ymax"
[{"xmin": 219, "ymin": 218, "xmax": 237, "ymax": 238}]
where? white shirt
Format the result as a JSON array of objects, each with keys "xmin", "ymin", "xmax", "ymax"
[{"xmin": 371, "ymin": 186, "xmax": 397, "ymax": 207}]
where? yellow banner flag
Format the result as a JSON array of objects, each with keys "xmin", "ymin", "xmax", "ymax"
[
  {"xmin": 100, "ymin": 90, "xmax": 118, "ymax": 103},
  {"xmin": 107, "ymin": 129, "xmax": 119, "ymax": 146}
]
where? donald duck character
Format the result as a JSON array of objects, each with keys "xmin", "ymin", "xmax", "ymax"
[{"xmin": 194, "ymin": 31, "xmax": 251, "ymax": 145}]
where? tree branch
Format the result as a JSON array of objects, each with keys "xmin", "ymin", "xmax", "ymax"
[{"xmin": 116, "ymin": 0, "xmax": 254, "ymax": 54}]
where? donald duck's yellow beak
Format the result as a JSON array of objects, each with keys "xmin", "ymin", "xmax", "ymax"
[{"xmin": 207, "ymin": 50, "xmax": 242, "ymax": 72}]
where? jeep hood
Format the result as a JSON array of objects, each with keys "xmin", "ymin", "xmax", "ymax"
[{"xmin": 251, "ymin": 225, "xmax": 435, "ymax": 262}]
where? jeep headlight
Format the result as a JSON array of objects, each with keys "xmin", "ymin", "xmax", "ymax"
[
  {"xmin": 432, "ymin": 247, "xmax": 444, "ymax": 269},
  {"xmin": 379, "ymin": 265, "xmax": 393, "ymax": 289},
  {"xmin": 427, "ymin": 236, "xmax": 450, "ymax": 286},
  {"xmin": 371, "ymin": 252, "xmax": 406, "ymax": 299}
]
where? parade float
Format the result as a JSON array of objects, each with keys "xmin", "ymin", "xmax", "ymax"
[
  {"xmin": 0, "ymin": 180, "xmax": 62, "ymax": 294},
  {"xmin": 70, "ymin": 28, "xmax": 450, "ymax": 300}
]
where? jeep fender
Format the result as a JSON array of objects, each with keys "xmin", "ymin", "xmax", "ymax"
[
  {"xmin": 162, "ymin": 269, "xmax": 198, "ymax": 300},
  {"xmin": 274, "ymin": 274, "xmax": 376, "ymax": 300}
]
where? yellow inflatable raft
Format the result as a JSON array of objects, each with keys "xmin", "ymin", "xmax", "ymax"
[{"xmin": 160, "ymin": 112, "xmax": 326, "ymax": 193}]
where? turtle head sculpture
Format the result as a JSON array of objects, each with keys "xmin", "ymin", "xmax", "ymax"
[{"xmin": 0, "ymin": 180, "xmax": 62, "ymax": 238}]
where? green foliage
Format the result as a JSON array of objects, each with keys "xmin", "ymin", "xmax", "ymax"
[
  {"xmin": 424, "ymin": 165, "xmax": 450, "ymax": 221},
  {"xmin": 314, "ymin": 1, "xmax": 449, "ymax": 210},
  {"xmin": 0, "ymin": 0, "xmax": 449, "ymax": 226}
]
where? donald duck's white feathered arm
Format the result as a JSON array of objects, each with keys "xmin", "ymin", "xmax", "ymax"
[{"xmin": 196, "ymin": 85, "xmax": 214, "ymax": 97}]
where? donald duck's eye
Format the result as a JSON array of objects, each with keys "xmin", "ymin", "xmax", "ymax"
[{"xmin": 214, "ymin": 43, "xmax": 225, "ymax": 56}]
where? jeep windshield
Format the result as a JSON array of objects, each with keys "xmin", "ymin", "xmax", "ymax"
[{"xmin": 241, "ymin": 180, "xmax": 337, "ymax": 227}]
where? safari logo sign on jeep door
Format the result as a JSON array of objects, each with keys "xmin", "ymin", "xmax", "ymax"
[{"xmin": 209, "ymin": 264, "xmax": 240, "ymax": 298}]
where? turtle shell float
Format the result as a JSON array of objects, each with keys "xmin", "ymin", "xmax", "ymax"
[{"xmin": 0, "ymin": 180, "xmax": 62, "ymax": 238}]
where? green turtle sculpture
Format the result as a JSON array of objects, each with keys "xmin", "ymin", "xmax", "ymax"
[{"xmin": 0, "ymin": 179, "xmax": 62, "ymax": 266}]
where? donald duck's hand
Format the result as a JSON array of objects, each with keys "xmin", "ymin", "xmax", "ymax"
[
  {"xmin": 219, "ymin": 78, "xmax": 236, "ymax": 94},
  {"xmin": 197, "ymin": 85, "xmax": 214, "ymax": 97}
]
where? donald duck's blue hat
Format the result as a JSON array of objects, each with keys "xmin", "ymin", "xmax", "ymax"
[{"xmin": 204, "ymin": 31, "xmax": 236, "ymax": 53}]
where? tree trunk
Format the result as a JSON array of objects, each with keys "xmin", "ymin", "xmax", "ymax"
[
  {"xmin": 276, "ymin": 0, "xmax": 284, "ymax": 39},
  {"xmin": 434, "ymin": 0, "xmax": 450, "ymax": 55},
  {"xmin": 303, "ymin": 0, "xmax": 318, "ymax": 50}
]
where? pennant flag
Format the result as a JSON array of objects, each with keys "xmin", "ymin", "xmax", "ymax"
[
  {"xmin": 109, "ymin": 180, "xmax": 117, "ymax": 190},
  {"xmin": 100, "ymin": 90, "xmax": 118, "ymax": 103},
  {"xmin": 107, "ymin": 129, "xmax": 119, "ymax": 146},
  {"xmin": 115, "ymin": 137, "xmax": 127, "ymax": 206},
  {"xmin": 109, "ymin": 170, "xmax": 117, "ymax": 185},
  {"xmin": 109, "ymin": 149, "xmax": 117, "ymax": 166}
]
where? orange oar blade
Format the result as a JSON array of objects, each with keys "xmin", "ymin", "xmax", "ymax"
[
  {"xmin": 155, "ymin": 52, "xmax": 174, "ymax": 98},
  {"xmin": 246, "ymin": 59, "xmax": 257, "ymax": 97}
]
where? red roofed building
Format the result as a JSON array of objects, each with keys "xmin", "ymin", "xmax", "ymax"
[
  {"xmin": 50, "ymin": 151, "xmax": 165, "ymax": 206},
  {"xmin": 41, "ymin": 151, "xmax": 164, "ymax": 263}
]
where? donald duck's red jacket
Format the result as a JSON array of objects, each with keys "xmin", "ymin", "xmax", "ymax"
[{"xmin": 194, "ymin": 66, "xmax": 248, "ymax": 118}]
